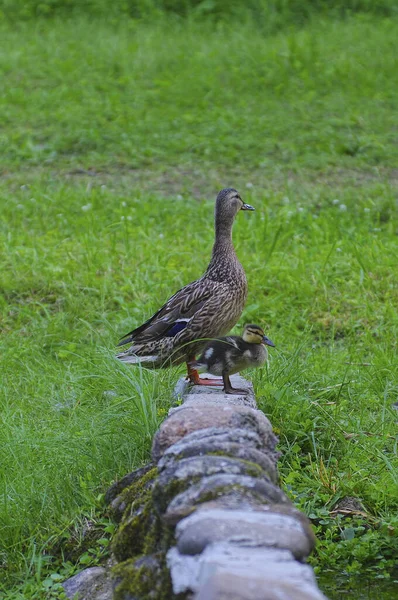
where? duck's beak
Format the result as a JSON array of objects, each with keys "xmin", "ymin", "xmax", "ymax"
[
  {"xmin": 241, "ymin": 203, "xmax": 255, "ymax": 211},
  {"xmin": 262, "ymin": 336, "xmax": 275, "ymax": 347}
]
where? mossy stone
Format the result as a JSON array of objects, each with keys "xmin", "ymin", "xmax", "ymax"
[
  {"xmin": 112, "ymin": 554, "xmax": 173, "ymax": 600},
  {"xmin": 112, "ymin": 468, "xmax": 162, "ymax": 563},
  {"xmin": 153, "ymin": 455, "xmax": 268, "ymax": 515},
  {"xmin": 164, "ymin": 473, "xmax": 289, "ymax": 525},
  {"xmin": 110, "ymin": 467, "xmax": 158, "ymax": 523},
  {"xmin": 106, "ymin": 464, "xmax": 155, "ymax": 505}
]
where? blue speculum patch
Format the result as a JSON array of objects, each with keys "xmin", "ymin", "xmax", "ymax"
[{"xmin": 165, "ymin": 320, "xmax": 188, "ymax": 337}]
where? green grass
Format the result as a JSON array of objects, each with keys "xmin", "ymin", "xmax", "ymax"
[
  {"xmin": 1, "ymin": 15, "xmax": 398, "ymax": 176},
  {"xmin": 1, "ymin": 11, "xmax": 398, "ymax": 598},
  {"xmin": 1, "ymin": 0, "xmax": 397, "ymax": 24}
]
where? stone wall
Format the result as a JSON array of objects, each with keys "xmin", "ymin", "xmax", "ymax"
[{"xmin": 63, "ymin": 374, "xmax": 328, "ymax": 600}]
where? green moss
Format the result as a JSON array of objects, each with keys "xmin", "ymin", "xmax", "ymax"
[
  {"xmin": 117, "ymin": 467, "xmax": 158, "ymax": 509},
  {"xmin": 112, "ymin": 510, "xmax": 151, "ymax": 562},
  {"xmin": 112, "ymin": 507, "xmax": 176, "ymax": 598},
  {"xmin": 206, "ymin": 452, "xmax": 277, "ymax": 483},
  {"xmin": 154, "ymin": 455, "xmax": 278, "ymax": 515},
  {"xmin": 112, "ymin": 465, "xmax": 176, "ymax": 570},
  {"xmin": 186, "ymin": 483, "xmax": 276, "ymax": 509},
  {"xmin": 111, "ymin": 458, "xmax": 283, "ymax": 594},
  {"xmin": 112, "ymin": 554, "xmax": 174, "ymax": 600},
  {"xmin": 153, "ymin": 473, "xmax": 202, "ymax": 514},
  {"xmin": 112, "ymin": 467, "xmax": 160, "ymax": 562}
]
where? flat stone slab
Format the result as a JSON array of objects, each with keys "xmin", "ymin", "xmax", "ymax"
[
  {"xmin": 194, "ymin": 571, "xmax": 328, "ymax": 600},
  {"xmin": 176, "ymin": 508, "xmax": 314, "ymax": 559},
  {"xmin": 169, "ymin": 392, "xmax": 257, "ymax": 413},
  {"xmin": 159, "ymin": 427, "xmax": 264, "ymax": 461},
  {"xmin": 152, "ymin": 404, "xmax": 277, "ymax": 461},
  {"xmin": 167, "ymin": 543, "xmax": 317, "ymax": 595},
  {"xmin": 154, "ymin": 455, "xmax": 268, "ymax": 513},
  {"xmin": 157, "ymin": 426, "xmax": 278, "ymax": 481},
  {"xmin": 159, "ymin": 455, "xmax": 265, "ymax": 486},
  {"xmin": 174, "ymin": 374, "xmax": 255, "ymax": 404},
  {"xmin": 63, "ymin": 567, "xmax": 112, "ymax": 600},
  {"xmin": 165, "ymin": 474, "xmax": 289, "ymax": 525}
]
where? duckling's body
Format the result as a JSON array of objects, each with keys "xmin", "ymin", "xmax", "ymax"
[
  {"xmin": 117, "ymin": 188, "xmax": 254, "ymax": 383},
  {"xmin": 191, "ymin": 324, "xmax": 275, "ymax": 394}
]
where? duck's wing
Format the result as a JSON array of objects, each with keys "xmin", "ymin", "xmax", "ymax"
[
  {"xmin": 209, "ymin": 336, "xmax": 246, "ymax": 363},
  {"xmin": 117, "ymin": 277, "xmax": 218, "ymax": 346},
  {"xmin": 196, "ymin": 336, "xmax": 245, "ymax": 371}
]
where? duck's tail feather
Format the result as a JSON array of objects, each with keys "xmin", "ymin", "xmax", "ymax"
[
  {"xmin": 116, "ymin": 352, "xmax": 158, "ymax": 365},
  {"xmin": 117, "ymin": 336, "xmax": 133, "ymax": 347}
]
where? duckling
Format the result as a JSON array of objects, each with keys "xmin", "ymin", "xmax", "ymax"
[
  {"xmin": 117, "ymin": 188, "xmax": 255, "ymax": 385},
  {"xmin": 190, "ymin": 324, "xmax": 275, "ymax": 394}
]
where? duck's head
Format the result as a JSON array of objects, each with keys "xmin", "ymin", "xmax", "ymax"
[
  {"xmin": 216, "ymin": 188, "xmax": 255, "ymax": 220},
  {"xmin": 243, "ymin": 324, "xmax": 275, "ymax": 347}
]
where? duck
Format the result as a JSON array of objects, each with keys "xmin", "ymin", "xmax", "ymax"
[
  {"xmin": 189, "ymin": 324, "xmax": 275, "ymax": 394},
  {"xmin": 116, "ymin": 188, "xmax": 255, "ymax": 384}
]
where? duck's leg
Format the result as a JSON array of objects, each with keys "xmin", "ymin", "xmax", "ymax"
[
  {"xmin": 186, "ymin": 361, "xmax": 224, "ymax": 386},
  {"xmin": 222, "ymin": 372, "xmax": 248, "ymax": 395}
]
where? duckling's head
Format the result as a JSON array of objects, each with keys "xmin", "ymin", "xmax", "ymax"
[
  {"xmin": 215, "ymin": 188, "xmax": 255, "ymax": 221},
  {"xmin": 243, "ymin": 324, "xmax": 275, "ymax": 347}
]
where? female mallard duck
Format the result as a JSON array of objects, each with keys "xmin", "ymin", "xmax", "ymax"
[
  {"xmin": 190, "ymin": 324, "xmax": 275, "ymax": 394},
  {"xmin": 117, "ymin": 188, "xmax": 254, "ymax": 384}
]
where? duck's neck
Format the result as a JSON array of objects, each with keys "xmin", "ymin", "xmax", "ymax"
[{"xmin": 206, "ymin": 213, "xmax": 238, "ymax": 280}]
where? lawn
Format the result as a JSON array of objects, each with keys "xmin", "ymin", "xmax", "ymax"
[{"xmin": 1, "ymin": 10, "xmax": 398, "ymax": 599}]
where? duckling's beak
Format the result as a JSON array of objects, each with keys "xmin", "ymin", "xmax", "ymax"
[
  {"xmin": 262, "ymin": 336, "xmax": 275, "ymax": 347},
  {"xmin": 241, "ymin": 203, "xmax": 255, "ymax": 211}
]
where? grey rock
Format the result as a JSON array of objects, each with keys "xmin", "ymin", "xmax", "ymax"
[
  {"xmin": 169, "ymin": 392, "xmax": 256, "ymax": 413},
  {"xmin": 173, "ymin": 374, "xmax": 255, "ymax": 405},
  {"xmin": 165, "ymin": 474, "xmax": 289, "ymax": 525},
  {"xmin": 173, "ymin": 376, "xmax": 191, "ymax": 399},
  {"xmin": 63, "ymin": 567, "xmax": 112, "ymax": 600},
  {"xmin": 162, "ymin": 454, "xmax": 263, "ymax": 480},
  {"xmin": 177, "ymin": 442, "xmax": 277, "ymax": 481},
  {"xmin": 153, "ymin": 455, "xmax": 268, "ymax": 513},
  {"xmin": 110, "ymin": 496, "xmax": 128, "ymax": 522},
  {"xmin": 167, "ymin": 543, "xmax": 317, "ymax": 595},
  {"xmin": 172, "ymin": 375, "xmax": 256, "ymax": 411},
  {"xmin": 185, "ymin": 496, "xmax": 274, "ymax": 513},
  {"xmin": 152, "ymin": 404, "xmax": 277, "ymax": 461},
  {"xmin": 181, "ymin": 501, "xmax": 316, "ymax": 545},
  {"xmin": 167, "ymin": 545, "xmax": 290, "ymax": 595},
  {"xmin": 176, "ymin": 508, "xmax": 314, "ymax": 559},
  {"xmin": 158, "ymin": 427, "xmax": 279, "ymax": 482},
  {"xmin": 194, "ymin": 571, "xmax": 328, "ymax": 600},
  {"xmin": 167, "ymin": 547, "xmax": 202, "ymax": 594},
  {"xmin": 331, "ymin": 496, "xmax": 366, "ymax": 515},
  {"xmin": 159, "ymin": 427, "xmax": 264, "ymax": 460}
]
